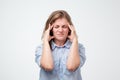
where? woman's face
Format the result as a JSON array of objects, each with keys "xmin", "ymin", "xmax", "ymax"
[{"xmin": 52, "ymin": 18, "xmax": 69, "ymax": 42}]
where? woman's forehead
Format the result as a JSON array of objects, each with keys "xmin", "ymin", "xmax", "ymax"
[{"xmin": 53, "ymin": 18, "xmax": 68, "ymax": 25}]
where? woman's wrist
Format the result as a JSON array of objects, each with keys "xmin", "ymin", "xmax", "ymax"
[
  {"xmin": 72, "ymin": 36, "xmax": 78, "ymax": 43},
  {"xmin": 43, "ymin": 39, "xmax": 49, "ymax": 45}
]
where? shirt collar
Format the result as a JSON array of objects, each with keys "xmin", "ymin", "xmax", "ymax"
[{"xmin": 51, "ymin": 39, "xmax": 71, "ymax": 50}]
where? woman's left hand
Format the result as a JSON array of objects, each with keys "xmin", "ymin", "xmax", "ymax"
[{"xmin": 68, "ymin": 24, "xmax": 78, "ymax": 42}]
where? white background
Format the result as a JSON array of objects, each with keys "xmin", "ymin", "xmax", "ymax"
[{"xmin": 0, "ymin": 0, "xmax": 120, "ymax": 80}]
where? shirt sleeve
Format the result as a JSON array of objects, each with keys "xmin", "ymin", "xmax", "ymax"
[
  {"xmin": 35, "ymin": 45, "xmax": 42, "ymax": 67},
  {"xmin": 78, "ymin": 43, "xmax": 86, "ymax": 68}
]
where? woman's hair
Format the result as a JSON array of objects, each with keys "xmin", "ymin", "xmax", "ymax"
[{"xmin": 41, "ymin": 10, "xmax": 73, "ymax": 39}]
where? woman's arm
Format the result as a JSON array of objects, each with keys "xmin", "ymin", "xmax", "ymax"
[
  {"xmin": 40, "ymin": 24, "xmax": 54, "ymax": 71},
  {"xmin": 66, "ymin": 38, "xmax": 80, "ymax": 71},
  {"xmin": 40, "ymin": 41, "xmax": 54, "ymax": 71},
  {"xmin": 66, "ymin": 25, "xmax": 80, "ymax": 71}
]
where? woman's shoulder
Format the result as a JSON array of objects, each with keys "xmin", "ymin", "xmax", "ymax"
[
  {"xmin": 36, "ymin": 42, "xmax": 43, "ymax": 50},
  {"xmin": 78, "ymin": 42, "xmax": 85, "ymax": 50}
]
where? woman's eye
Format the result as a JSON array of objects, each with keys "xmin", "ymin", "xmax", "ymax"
[
  {"xmin": 63, "ymin": 25, "xmax": 68, "ymax": 28},
  {"xmin": 54, "ymin": 26, "xmax": 59, "ymax": 28}
]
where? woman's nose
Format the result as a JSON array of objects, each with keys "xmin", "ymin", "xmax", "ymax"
[{"xmin": 58, "ymin": 27, "xmax": 63, "ymax": 32}]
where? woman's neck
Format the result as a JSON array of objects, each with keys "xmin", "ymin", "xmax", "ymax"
[{"xmin": 53, "ymin": 39, "xmax": 67, "ymax": 46}]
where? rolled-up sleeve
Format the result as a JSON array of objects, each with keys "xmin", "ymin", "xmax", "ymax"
[
  {"xmin": 35, "ymin": 45, "xmax": 42, "ymax": 67},
  {"xmin": 79, "ymin": 43, "xmax": 86, "ymax": 67}
]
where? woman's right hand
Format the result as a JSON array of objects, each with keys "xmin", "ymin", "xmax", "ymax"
[{"xmin": 43, "ymin": 24, "xmax": 54, "ymax": 42}]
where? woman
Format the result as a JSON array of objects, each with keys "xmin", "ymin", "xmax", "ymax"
[{"xmin": 35, "ymin": 10, "xmax": 86, "ymax": 80}]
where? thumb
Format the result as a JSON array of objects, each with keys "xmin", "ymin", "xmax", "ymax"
[
  {"xmin": 67, "ymin": 35, "xmax": 71, "ymax": 39},
  {"xmin": 50, "ymin": 36, "xmax": 54, "ymax": 40}
]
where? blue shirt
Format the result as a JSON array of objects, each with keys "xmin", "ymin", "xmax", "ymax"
[{"xmin": 35, "ymin": 40, "xmax": 86, "ymax": 80}]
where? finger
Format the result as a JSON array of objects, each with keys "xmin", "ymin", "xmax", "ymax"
[
  {"xmin": 67, "ymin": 35, "xmax": 70, "ymax": 39},
  {"xmin": 70, "ymin": 25, "xmax": 75, "ymax": 30},
  {"xmin": 50, "ymin": 36, "xmax": 54, "ymax": 40},
  {"xmin": 69, "ymin": 25, "xmax": 76, "ymax": 33},
  {"xmin": 46, "ymin": 24, "xmax": 52, "ymax": 32},
  {"xmin": 48, "ymin": 24, "xmax": 51, "ymax": 30},
  {"xmin": 49, "ymin": 24, "xmax": 54, "ymax": 30},
  {"xmin": 67, "ymin": 23, "xmax": 72, "ymax": 30},
  {"xmin": 68, "ymin": 24, "xmax": 74, "ymax": 31},
  {"xmin": 50, "ymin": 24, "xmax": 54, "ymax": 30}
]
